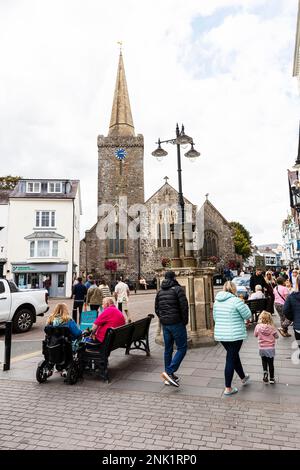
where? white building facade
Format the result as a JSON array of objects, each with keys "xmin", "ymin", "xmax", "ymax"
[
  {"xmin": 6, "ymin": 179, "xmax": 81, "ymax": 297},
  {"xmin": 0, "ymin": 191, "xmax": 10, "ymax": 278},
  {"xmin": 245, "ymin": 245, "xmax": 284, "ymax": 271},
  {"xmin": 282, "ymin": 214, "xmax": 300, "ymax": 267}
]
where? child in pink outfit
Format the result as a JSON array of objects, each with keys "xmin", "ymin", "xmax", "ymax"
[{"xmin": 254, "ymin": 311, "xmax": 279, "ymax": 384}]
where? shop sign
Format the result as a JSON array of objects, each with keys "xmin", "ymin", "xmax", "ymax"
[{"xmin": 12, "ymin": 266, "xmax": 37, "ymax": 273}]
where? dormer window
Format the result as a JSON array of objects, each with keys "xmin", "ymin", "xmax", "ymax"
[
  {"xmin": 48, "ymin": 182, "xmax": 62, "ymax": 193},
  {"xmin": 26, "ymin": 182, "xmax": 40, "ymax": 193}
]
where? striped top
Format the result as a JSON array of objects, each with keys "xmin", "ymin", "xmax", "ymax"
[
  {"xmin": 213, "ymin": 291, "xmax": 251, "ymax": 342},
  {"xmin": 99, "ymin": 284, "xmax": 111, "ymax": 298}
]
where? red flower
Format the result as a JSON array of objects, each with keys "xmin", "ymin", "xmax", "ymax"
[{"xmin": 105, "ymin": 260, "xmax": 118, "ymax": 272}]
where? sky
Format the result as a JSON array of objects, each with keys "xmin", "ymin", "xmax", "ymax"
[{"xmin": 0, "ymin": 0, "xmax": 299, "ymax": 246}]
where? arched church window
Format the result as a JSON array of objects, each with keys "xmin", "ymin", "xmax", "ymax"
[
  {"xmin": 157, "ymin": 210, "xmax": 172, "ymax": 248},
  {"xmin": 202, "ymin": 230, "xmax": 219, "ymax": 259},
  {"xmin": 108, "ymin": 225, "xmax": 126, "ymax": 256}
]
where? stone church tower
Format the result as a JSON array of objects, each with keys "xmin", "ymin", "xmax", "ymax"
[
  {"xmin": 97, "ymin": 51, "xmax": 144, "ymax": 208},
  {"xmin": 80, "ymin": 52, "xmax": 237, "ymax": 281},
  {"xmin": 80, "ymin": 52, "xmax": 144, "ymax": 278}
]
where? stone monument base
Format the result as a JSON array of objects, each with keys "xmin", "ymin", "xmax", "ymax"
[
  {"xmin": 155, "ymin": 265, "xmax": 217, "ymax": 348},
  {"xmin": 155, "ymin": 329, "xmax": 216, "ymax": 348}
]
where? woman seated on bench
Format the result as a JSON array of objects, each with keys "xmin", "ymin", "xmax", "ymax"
[
  {"xmin": 85, "ymin": 297, "xmax": 125, "ymax": 344},
  {"xmin": 249, "ymin": 285, "xmax": 265, "ymax": 300}
]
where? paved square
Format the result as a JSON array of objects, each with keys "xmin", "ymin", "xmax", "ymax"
[{"xmin": 1, "ymin": 298, "xmax": 300, "ymax": 450}]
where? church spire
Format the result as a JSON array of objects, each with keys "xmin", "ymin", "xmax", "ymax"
[{"xmin": 108, "ymin": 51, "xmax": 135, "ymax": 136}]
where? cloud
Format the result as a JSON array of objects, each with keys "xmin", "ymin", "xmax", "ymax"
[{"xmin": 0, "ymin": 0, "xmax": 299, "ymax": 247}]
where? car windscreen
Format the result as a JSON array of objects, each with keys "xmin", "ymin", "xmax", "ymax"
[
  {"xmin": 8, "ymin": 281, "xmax": 19, "ymax": 293},
  {"xmin": 239, "ymin": 280, "xmax": 249, "ymax": 286},
  {"xmin": 232, "ymin": 278, "xmax": 243, "ymax": 285}
]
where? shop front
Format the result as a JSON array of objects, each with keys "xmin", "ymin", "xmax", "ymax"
[{"xmin": 12, "ymin": 263, "xmax": 68, "ymax": 297}]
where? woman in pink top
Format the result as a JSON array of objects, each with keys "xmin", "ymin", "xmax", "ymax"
[
  {"xmin": 254, "ymin": 311, "xmax": 278, "ymax": 384},
  {"xmin": 89, "ymin": 297, "xmax": 125, "ymax": 343},
  {"xmin": 273, "ymin": 277, "xmax": 291, "ymax": 337}
]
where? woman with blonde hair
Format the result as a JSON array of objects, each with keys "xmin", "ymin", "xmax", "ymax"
[
  {"xmin": 47, "ymin": 303, "xmax": 82, "ymax": 341},
  {"xmin": 254, "ymin": 311, "xmax": 279, "ymax": 384},
  {"xmin": 213, "ymin": 281, "xmax": 252, "ymax": 396}
]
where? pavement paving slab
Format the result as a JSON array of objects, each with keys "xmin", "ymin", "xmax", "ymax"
[{"xmin": 1, "ymin": 298, "xmax": 300, "ymax": 450}]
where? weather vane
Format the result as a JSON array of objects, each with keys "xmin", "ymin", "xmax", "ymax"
[{"xmin": 117, "ymin": 41, "xmax": 123, "ymax": 52}]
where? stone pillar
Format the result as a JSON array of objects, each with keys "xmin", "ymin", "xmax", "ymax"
[
  {"xmin": 171, "ymin": 224, "xmax": 182, "ymax": 268},
  {"xmin": 155, "ymin": 266, "xmax": 217, "ymax": 348}
]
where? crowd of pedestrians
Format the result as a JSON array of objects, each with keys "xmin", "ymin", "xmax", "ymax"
[
  {"xmin": 212, "ymin": 267, "xmax": 300, "ymax": 396},
  {"xmin": 45, "ymin": 266, "xmax": 300, "ymax": 394},
  {"xmin": 71, "ymin": 275, "xmax": 131, "ymax": 324}
]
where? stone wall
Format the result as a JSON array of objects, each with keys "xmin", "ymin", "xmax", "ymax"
[
  {"xmin": 97, "ymin": 134, "xmax": 144, "ymax": 207},
  {"xmin": 202, "ymin": 200, "xmax": 236, "ymax": 265},
  {"xmin": 141, "ymin": 183, "xmax": 197, "ymax": 276}
]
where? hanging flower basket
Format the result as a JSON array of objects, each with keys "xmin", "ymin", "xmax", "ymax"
[
  {"xmin": 105, "ymin": 260, "xmax": 118, "ymax": 272},
  {"xmin": 161, "ymin": 257, "xmax": 171, "ymax": 268},
  {"xmin": 228, "ymin": 260, "xmax": 237, "ymax": 270},
  {"xmin": 207, "ymin": 256, "xmax": 220, "ymax": 266}
]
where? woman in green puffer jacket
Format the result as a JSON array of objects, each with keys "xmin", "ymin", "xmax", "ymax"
[{"xmin": 213, "ymin": 281, "xmax": 251, "ymax": 396}]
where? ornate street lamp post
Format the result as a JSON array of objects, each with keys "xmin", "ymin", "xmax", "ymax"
[
  {"xmin": 152, "ymin": 124, "xmax": 216, "ymax": 347},
  {"xmin": 152, "ymin": 124, "xmax": 200, "ymax": 267}
]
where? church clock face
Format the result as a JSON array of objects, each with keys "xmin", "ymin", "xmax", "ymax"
[{"xmin": 115, "ymin": 148, "xmax": 127, "ymax": 161}]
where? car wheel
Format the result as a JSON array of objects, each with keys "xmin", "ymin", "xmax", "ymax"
[{"xmin": 13, "ymin": 309, "xmax": 34, "ymax": 333}]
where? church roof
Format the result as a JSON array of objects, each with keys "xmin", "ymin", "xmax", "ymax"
[
  {"xmin": 108, "ymin": 52, "xmax": 135, "ymax": 137},
  {"xmin": 145, "ymin": 182, "xmax": 194, "ymax": 206},
  {"xmin": 202, "ymin": 199, "xmax": 232, "ymax": 228}
]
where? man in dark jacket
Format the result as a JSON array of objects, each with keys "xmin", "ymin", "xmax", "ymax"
[
  {"xmin": 155, "ymin": 271, "xmax": 189, "ymax": 387},
  {"xmin": 72, "ymin": 277, "xmax": 87, "ymax": 324},
  {"xmin": 250, "ymin": 269, "xmax": 267, "ymax": 293}
]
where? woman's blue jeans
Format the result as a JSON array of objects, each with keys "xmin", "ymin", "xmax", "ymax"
[{"xmin": 162, "ymin": 323, "xmax": 187, "ymax": 375}]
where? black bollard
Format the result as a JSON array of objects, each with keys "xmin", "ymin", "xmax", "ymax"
[{"xmin": 3, "ymin": 321, "xmax": 12, "ymax": 371}]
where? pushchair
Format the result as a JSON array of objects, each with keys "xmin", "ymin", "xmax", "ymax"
[{"xmin": 36, "ymin": 325, "xmax": 81, "ymax": 385}]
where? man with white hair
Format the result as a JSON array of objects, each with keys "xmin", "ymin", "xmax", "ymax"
[{"xmin": 249, "ymin": 285, "xmax": 265, "ymax": 300}]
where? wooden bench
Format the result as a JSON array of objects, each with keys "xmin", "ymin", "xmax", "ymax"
[
  {"xmin": 245, "ymin": 298, "xmax": 268, "ymax": 323},
  {"xmin": 79, "ymin": 314, "xmax": 154, "ymax": 382}
]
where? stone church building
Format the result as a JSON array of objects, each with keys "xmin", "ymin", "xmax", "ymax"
[{"xmin": 80, "ymin": 52, "xmax": 236, "ymax": 280}]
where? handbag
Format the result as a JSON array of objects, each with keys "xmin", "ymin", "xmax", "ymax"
[{"xmin": 276, "ymin": 286, "xmax": 286, "ymax": 302}]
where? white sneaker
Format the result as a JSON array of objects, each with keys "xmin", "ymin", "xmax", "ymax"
[
  {"xmin": 164, "ymin": 380, "xmax": 170, "ymax": 386},
  {"xmin": 242, "ymin": 373, "xmax": 250, "ymax": 385},
  {"xmin": 161, "ymin": 371, "xmax": 179, "ymax": 387}
]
